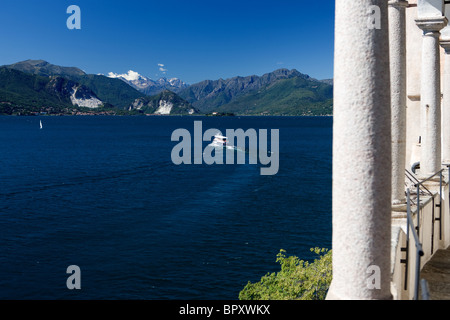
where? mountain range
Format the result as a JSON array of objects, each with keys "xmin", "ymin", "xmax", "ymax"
[
  {"xmin": 6, "ymin": 59, "xmax": 86, "ymax": 79},
  {"xmin": 0, "ymin": 67, "xmax": 104, "ymax": 115},
  {"xmin": 177, "ymin": 69, "xmax": 333, "ymax": 115},
  {"xmin": 0, "ymin": 59, "xmax": 333, "ymax": 116},
  {"xmin": 107, "ymin": 70, "xmax": 188, "ymax": 96},
  {"xmin": 0, "ymin": 60, "xmax": 195, "ymax": 115}
]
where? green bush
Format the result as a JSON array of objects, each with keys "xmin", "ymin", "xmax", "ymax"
[{"xmin": 239, "ymin": 248, "xmax": 332, "ymax": 300}]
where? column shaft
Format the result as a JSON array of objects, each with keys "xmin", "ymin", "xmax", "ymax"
[
  {"xmin": 441, "ymin": 43, "xmax": 450, "ymax": 163},
  {"xmin": 416, "ymin": 17, "xmax": 446, "ymax": 175},
  {"xmin": 389, "ymin": 0, "xmax": 408, "ymax": 204},
  {"xmin": 327, "ymin": 0, "xmax": 392, "ymax": 300}
]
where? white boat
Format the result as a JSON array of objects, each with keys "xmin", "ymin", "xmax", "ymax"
[
  {"xmin": 207, "ymin": 133, "xmax": 249, "ymax": 154},
  {"xmin": 39, "ymin": 120, "xmax": 43, "ymax": 129},
  {"xmin": 210, "ymin": 134, "xmax": 228, "ymax": 147}
]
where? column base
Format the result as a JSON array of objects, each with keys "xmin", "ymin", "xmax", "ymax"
[
  {"xmin": 392, "ymin": 202, "xmax": 408, "ymax": 219},
  {"xmin": 416, "ymin": 173, "xmax": 442, "ymax": 183},
  {"xmin": 392, "ymin": 198, "xmax": 406, "ymax": 206},
  {"xmin": 326, "ymin": 282, "xmax": 393, "ymax": 300}
]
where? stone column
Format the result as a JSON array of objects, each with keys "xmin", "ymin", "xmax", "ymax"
[
  {"xmin": 415, "ymin": 3, "xmax": 447, "ymax": 176},
  {"xmin": 327, "ymin": 1, "xmax": 392, "ymax": 300},
  {"xmin": 441, "ymin": 6, "xmax": 450, "ymax": 164},
  {"xmin": 389, "ymin": 0, "xmax": 409, "ymax": 205},
  {"xmin": 441, "ymin": 41, "xmax": 450, "ymax": 164}
]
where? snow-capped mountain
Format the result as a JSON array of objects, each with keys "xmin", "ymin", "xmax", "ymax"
[{"xmin": 107, "ymin": 70, "xmax": 188, "ymax": 96}]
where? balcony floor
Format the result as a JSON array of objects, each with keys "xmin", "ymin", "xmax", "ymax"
[{"xmin": 420, "ymin": 246, "xmax": 450, "ymax": 300}]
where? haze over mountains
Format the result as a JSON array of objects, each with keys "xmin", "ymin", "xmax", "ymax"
[{"xmin": 0, "ymin": 59, "xmax": 333, "ymax": 116}]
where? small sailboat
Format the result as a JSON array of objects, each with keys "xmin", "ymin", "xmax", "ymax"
[{"xmin": 39, "ymin": 120, "xmax": 43, "ymax": 130}]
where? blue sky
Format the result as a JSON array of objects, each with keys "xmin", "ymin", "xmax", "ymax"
[{"xmin": 0, "ymin": 0, "xmax": 335, "ymax": 84}]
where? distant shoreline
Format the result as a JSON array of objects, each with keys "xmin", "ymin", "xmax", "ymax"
[{"xmin": 0, "ymin": 113, "xmax": 333, "ymax": 117}]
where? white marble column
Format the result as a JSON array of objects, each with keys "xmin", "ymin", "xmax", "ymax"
[
  {"xmin": 415, "ymin": 2, "xmax": 447, "ymax": 176},
  {"xmin": 441, "ymin": 6, "xmax": 450, "ymax": 164},
  {"xmin": 441, "ymin": 40, "xmax": 450, "ymax": 163},
  {"xmin": 389, "ymin": 0, "xmax": 408, "ymax": 205},
  {"xmin": 327, "ymin": 1, "xmax": 392, "ymax": 300}
]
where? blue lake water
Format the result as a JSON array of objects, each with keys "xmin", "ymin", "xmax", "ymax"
[{"xmin": 0, "ymin": 115, "xmax": 332, "ymax": 299}]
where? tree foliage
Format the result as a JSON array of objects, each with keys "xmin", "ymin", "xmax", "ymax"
[{"xmin": 239, "ymin": 248, "xmax": 332, "ymax": 300}]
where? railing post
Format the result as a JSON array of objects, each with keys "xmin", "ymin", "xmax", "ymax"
[
  {"xmin": 421, "ymin": 279, "xmax": 430, "ymax": 300},
  {"xmin": 417, "ymin": 183, "xmax": 420, "ymax": 236},
  {"xmin": 414, "ymin": 242, "xmax": 422, "ymax": 300},
  {"xmin": 439, "ymin": 170, "xmax": 443, "ymax": 240},
  {"xmin": 403, "ymin": 188, "xmax": 411, "ymax": 290},
  {"xmin": 448, "ymin": 165, "xmax": 450, "ymax": 219}
]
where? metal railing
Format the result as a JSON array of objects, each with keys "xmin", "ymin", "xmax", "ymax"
[
  {"xmin": 402, "ymin": 188, "xmax": 424, "ymax": 300},
  {"xmin": 421, "ymin": 279, "xmax": 430, "ymax": 300},
  {"xmin": 405, "ymin": 169, "xmax": 444, "ymax": 254},
  {"xmin": 401, "ymin": 168, "xmax": 445, "ymax": 300}
]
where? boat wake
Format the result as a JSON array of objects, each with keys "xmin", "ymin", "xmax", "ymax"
[
  {"xmin": 0, "ymin": 162, "xmax": 171, "ymax": 198},
  {"xmin": 206, "ymin": 133, "xmax": 274, "ymax": 155}
]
